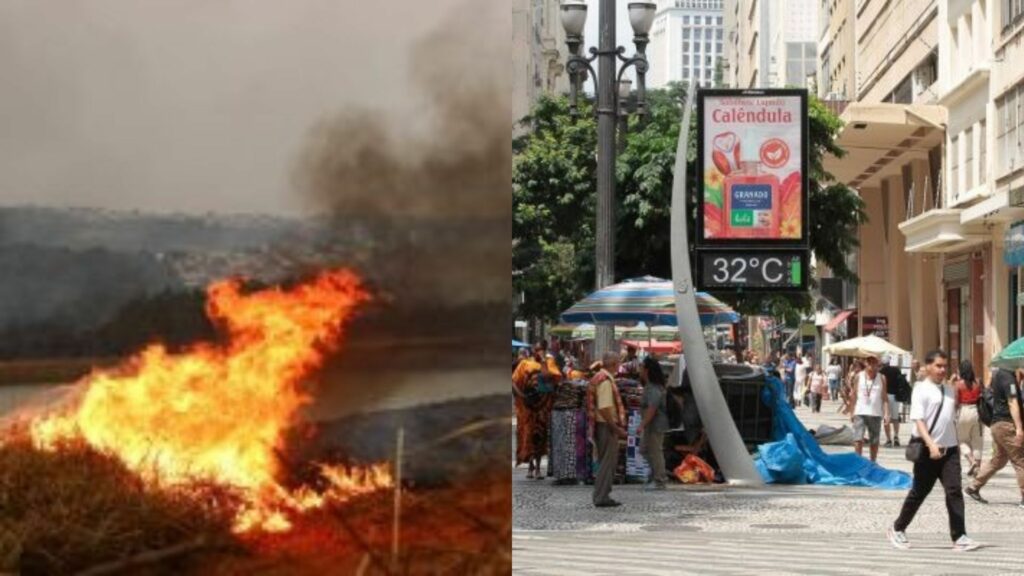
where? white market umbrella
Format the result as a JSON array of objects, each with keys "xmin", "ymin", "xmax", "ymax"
[{"xmin": 822, "ymin": 335, "xmax": 910, "ymax": 359}]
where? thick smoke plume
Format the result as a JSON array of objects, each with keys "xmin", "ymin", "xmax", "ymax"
[
  {"xmin": 290, "ymin": 0, "xmax": 512, "ymax": 438},
  {"xmin": 293, "ymin": 0, "xmax": 510, "ymax": 313},
  {"xmin": 294, "ymin": 1, "xmax": 510, "ymax": 222}
]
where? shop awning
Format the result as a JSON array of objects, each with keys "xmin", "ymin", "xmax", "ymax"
[
  {"xmin": 823, "ymin": 103, "xmax": 946, "ymax": 189},
  {"xmin": 824, "ymin": 309, "xmax": 855, "ymax": 332}
]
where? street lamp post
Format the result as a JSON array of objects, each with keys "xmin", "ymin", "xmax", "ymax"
[{"xmin": 560, "ymin": 0, "xmax": 656, "ymax": 357}]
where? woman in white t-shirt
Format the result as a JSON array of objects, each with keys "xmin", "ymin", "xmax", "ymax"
[{"xmin": 887, "ymin": 349, "xmax": 980, "ymax": 552}]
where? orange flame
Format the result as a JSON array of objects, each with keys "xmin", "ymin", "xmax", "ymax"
[{"xmin": 27, "ymin": 268, "xmax": 392, "ymax": 532}]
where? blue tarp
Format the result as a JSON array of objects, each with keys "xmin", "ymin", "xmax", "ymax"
[
  {"xmin": 754, "ymin": 375, "xmax": 912, "ymax": 490},
  {"xmin": 512, "ymin": 340, "xmax": 530, "ymax": 349}
]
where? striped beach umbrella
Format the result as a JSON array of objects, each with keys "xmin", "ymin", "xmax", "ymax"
[
  {"xmin": 560, "ymin": 276, "xmax": 739, "ymax": 326},
  {"xmin": 549, "ymin": 322, "xmax": 680, "ymax": 340}
]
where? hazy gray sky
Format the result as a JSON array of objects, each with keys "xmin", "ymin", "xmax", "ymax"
[{"xmin": 0, "ymin": 0, "xmax": 470, "ymax": 215}]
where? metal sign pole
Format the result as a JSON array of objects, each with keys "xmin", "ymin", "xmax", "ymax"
[{"xmin": 670, "ymin": 87, "xmax": 762, "ymax": 486}]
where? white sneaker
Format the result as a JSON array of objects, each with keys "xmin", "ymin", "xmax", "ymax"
[
  {"xmin": 952, "ymin": 535, "xmax": 980, "ymax": 552},
  {"xmin": 887, "ymin": 526, "xmax": 911, "ymax": 550}
]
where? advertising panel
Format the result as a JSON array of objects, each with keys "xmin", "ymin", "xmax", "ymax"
[{"xmin": 697, "ymin": 89, "xmax": 808, "ymax": 247}]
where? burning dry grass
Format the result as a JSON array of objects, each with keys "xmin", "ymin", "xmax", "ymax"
[
  {"xmin": 0, "ymin": 438, "xmax": 509, "ymax": 575},
  {"xmin": 226, "ymin": 469, "xmax": 511, "ymax": 575},
  {"xmin": 0, "ymin": 438, "xmax": 240, "ymax": 575}
]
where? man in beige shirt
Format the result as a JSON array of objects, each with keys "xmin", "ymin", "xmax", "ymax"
[{"xmin": 592, "ymin": 351, "xmax": 628, "ymax": 507}]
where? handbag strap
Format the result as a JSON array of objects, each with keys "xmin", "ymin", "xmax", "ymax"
[{"xmin": 926, "ymin": 383, "xmax": 944, "ymax": 436}]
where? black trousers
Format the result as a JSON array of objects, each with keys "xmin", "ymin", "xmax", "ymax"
[{"xmin": 894, "ymin": 446, "xmax": 965, "ymax": 541}]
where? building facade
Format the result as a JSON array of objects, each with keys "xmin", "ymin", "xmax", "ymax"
[
  {"xmin": 648, "ymin": 0, "xmax": 726, "ymax": 88},
  {"xmin": 817, "ymin": 0, "xmax": 857, "ymax": 99},
  {"xmin": 513, "ymin": 0, "xmax": 570, "ymax": 125},
  {"xmin": 724, "ymin": 0, "xmax": 818, "ymax": 89},
  {"xmin": 824, "ymin": 0, "xmax": 1024, "ymax": 378}
]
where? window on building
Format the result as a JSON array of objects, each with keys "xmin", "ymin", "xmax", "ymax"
[
  {"xmin": 717, "ymin": 42, "xmax": 723, "ymax": 52},
  {"xmin": 887, "ymin": 73, "xmax": 914, "ymax": 104},
  {"xmin": 951, "ymin": 135, "xmax": 960, "ymax": 198},
  {"xmin": 980, "ymin": 120, "xmax": 987, "ymax": 181},
  {"xmin": 787, "ymin": 62, "xmax": 804, "ymax": 86},
  {"xmin": 684, "ymin": 28, "xmax": 691, "ymax": 39},
  {"xmin": 683, "ymin": 68, "xmax": 690, "ymax": 79},
  {"xmin": 1011, "ymin": 270, "xmax": 1020, "ymax": 341},
  {"xmin": 964, "ymin": 126, "xmax": 974, "ymax": 191},
  {"xmin": 717, "ymin": 28, "xmax": 723, "ymax": 39},
  {"xmin": 997, "ymin": 87, "xmax": 1021, "ymax": 175},
  {"xmin": 706, "ymin": 55, "xmax": 713, "ymax": 66},
  {"xmin": 717, "ymin": 16, "xmax": 723, "ymax": 25},
  {"xmin": 913, "ymin": 51, "xmax": 938, "ymax": 99},
  {"xmin": 706, "ymin": 41, "xmax": 712, "ymax": 52},
  {"xmin": 1018, "ymin": 86, "xmax": 1024, "ymax": 170},
  {"xmin": 706, "ymin": 16, "xmax": 713, "ymax": 25},
  {"xmin": 683, "ymin": 41, "xmax": 690, "ymax": 53},
  {"xmin": 1003, "ymin": 0, "xmax": 1024, "ymax": 33},
  {"xmin": 684, "ymin": 15, "xmax": 690, "ymax": 24}
]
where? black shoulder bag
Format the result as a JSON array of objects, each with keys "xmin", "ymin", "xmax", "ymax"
[{"xmin": 905, "ymin": 383, "xmax": 944, "ymax": 463}]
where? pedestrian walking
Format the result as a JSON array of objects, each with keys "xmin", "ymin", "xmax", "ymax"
[
  {"xmin": 795, "ymin": 354, "xmax": 810, "ymax": 407},
  {"xmin": 783, "ymin": 351, "xmax": 797, "ymax": 409},
  {"xmin": 638, "ymin": 356, "xmax": 669, "ymax": 490},
  {"xmin": 840, "ymin": 360, "xmax": 863, "ymax": 414},
  {"xmin": 881, "ymin": 355, "xmax": 908, "ymax": 448},
  {"xmin": 963, "ymin": 366, "xmax": 1024, "ymax": 507},
  {"xmin": 826, "ymin": 357, "xmax": 842, "ymax": 401},
  {"xmin": 952, "ymin": 361, "xmax": 984, "ymax": 478},
  {"xmin": 809, "ymin": 364, "xmax": 827, "ymax": 413},
  {"xmin": 888, "ymin": 349, "xmax": 980, "ymax": 552},
  {"xmin": 591, "ymin": 351, "xmax": 627, "ymax": 508},
  {"xmin": 850, "ymin": 356, "xmax": 890, "ymax": 463}
]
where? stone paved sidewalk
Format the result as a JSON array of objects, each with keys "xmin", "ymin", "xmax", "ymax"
[{"xmin": 513, "ymin": 396, "xmax": 1024, "ymax": 574}]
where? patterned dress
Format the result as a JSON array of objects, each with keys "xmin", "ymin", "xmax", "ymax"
[{"xmin": 513, "ymin": 356, "xmax": 561, "ymax": 466}]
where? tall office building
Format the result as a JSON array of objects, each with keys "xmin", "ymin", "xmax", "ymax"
[
  {"xmin": 648, "ymin": 0, "xmax": 726, "ymax": 89},
  {"xmin": 723, "ymin": 0, "xmax": 817, "ymax": 89}
]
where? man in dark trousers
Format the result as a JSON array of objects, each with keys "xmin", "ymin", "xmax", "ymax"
[
  {"xmin": 964, "ymin": 366, "xmax": 1024, "ymax": 507},
  {"xmin": 592, "ymin": 352, "xmax": 627, "ymax": 508},
  {"xmin": 888, "ymin": 350, "xmax": 980, "ymax": 551}
]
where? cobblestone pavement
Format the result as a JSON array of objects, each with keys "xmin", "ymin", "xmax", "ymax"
[{"xmin": 513, "ymin": 397, "xmax": 1024, "ymax": 575}]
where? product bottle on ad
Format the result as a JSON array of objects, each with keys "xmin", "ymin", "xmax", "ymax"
[{"xmin": 723, "ymin": 159, "xmax": 780, "ymax": 239}]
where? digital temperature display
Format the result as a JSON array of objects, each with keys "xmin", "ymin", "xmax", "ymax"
[{"xmin": 697, "ymin": 251, "xmax": 806, "ymax": 291}]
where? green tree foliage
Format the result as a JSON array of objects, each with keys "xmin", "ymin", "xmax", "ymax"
[{"xmin": 513, "ymin": 85, "xmax": 867, "ymax": 324}]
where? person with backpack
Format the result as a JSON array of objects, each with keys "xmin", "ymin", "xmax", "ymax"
[
  {"xmin": 964, "ymin": 366, "xmax": 1024, "ymax": 508},
  {"xmin": 881, "ymin": 355, "xmax": 910, "ymax": 448},
  {"xmin": 952, "ymin": 360, "xmax": 984, "ymax": 478}
]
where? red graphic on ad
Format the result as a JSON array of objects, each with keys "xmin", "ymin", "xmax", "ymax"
[
  {"xmin": 712, "ymin": 132, "xmax": 741, "ymax": 175},
  {"xmin": 759, "ymin": 138, "xmax": 789, "ymax": 169},
  {"xmin": 778, "ymin": 171, "xmax": 801, "ymax": 238}
]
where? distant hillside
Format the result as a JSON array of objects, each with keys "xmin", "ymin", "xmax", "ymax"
[
  {"xmin": 0, "ymin": 206, "xmax": 302, "ymax": 254},
  {"xmin": 0, "ymin": 206, "xmax": 508, "ymax": 360},
  {"xmin": 0, "ymin": 243, "xmax": 181, "ymax": 332}
]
